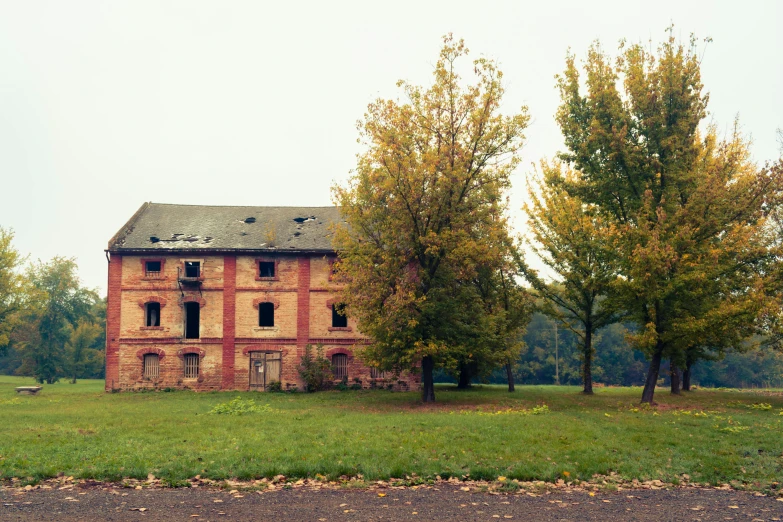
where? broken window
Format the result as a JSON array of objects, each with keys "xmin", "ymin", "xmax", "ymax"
[
  {"xmin": 183, "ymin": 353, "xmax": 199, "ymax": 378},
  {"xmin": 143, "ymin": 354, "xmax": 159, "ymax": 379},
  {"xmin": 332, "ymin": 353, "xmax": 348, "ymax": 380},
  {"xmin": 258, "ymin": 302, "xmax": 274, "ymax": 327},
  {"xmin": 145, "ymin": 261, "xmax": 162, "ymax": 278},
  {"xmin": 184, "ymin": 302, "xmax": 200, "ymax": 339},
  {"xmin": 258, "ymin": 261, "xmax": 275, "ymax": 278},
  {"xmin": 145, "ymin": 302, "xmax": 161, "ymax": 327},
  {"xmin": 331, "ymin": 303, "xmax": 348, "ymax": 328},
  {"xmin": 184, "ymin": 261, "xmax": 200, "ymax": 278}
]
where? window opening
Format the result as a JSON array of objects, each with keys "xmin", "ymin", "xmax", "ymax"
[
  {"xmin": 145, "ymin": 261, "xmax": 161, "ymax": 278},
  {"xmin": 183, "ymin": 353, "xmax": 199, "ymax": 378},
  {"xmin": 332, "ymin": 353, "xmax": 348, "ymax": 380},
  {"xmin": 184, "ymin": 302, "xmax": 200, "ymax": 339},
  {"xmin": 370, "ymin": 367, "xmax": 385, "ymax": 379},
  {"xmin": 145, "ymin": 302, "xmax": 160, "ymax": 327},
  {"xmin": 184, "ymin": 261, "xmax": 200, "ymax": 278},
  {"xmin": 331, "ymin": 303, "xmax": 348, "ymax": 328},
  {"xmin": 143, "ymin": 354, "xmax": 159, "ymax": 379},
  {"xmin": 258, "ymin": 302, "xmax": 274, "ymax": 327},
  {"xmin": 259, "ymin": 261, "xmax": 275, "ymax": 278}
]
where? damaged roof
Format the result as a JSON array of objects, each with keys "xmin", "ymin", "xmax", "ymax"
[{"xmin": 108, "ymin": 202, "xmax": 342, "ymax": 253}]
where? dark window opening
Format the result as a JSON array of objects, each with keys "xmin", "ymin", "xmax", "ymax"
[
  {"xmin": 184, "ymin": 261, "xmax": 200, "ymax": 278},
  {"xmin": 184, "ymin": 353, "xmax": 199, "ymax": 378},
  {"xmin": 258, "ymin": 302, "xmax": 275, "ymax": 327},
  {"xmin": 145, "ymin": 302, "xmax": 160, "ymax": 327},
  {"xmin": 145, "ymin": 261, "xmax": 161, "ymax": 277},
  {"xmin": 332, "ymin": 303, "xmax": 348, "ymax": 328},
  {"xmin": 370, "ymin": 367, "xmax": 385, "ymax": 379},
  {"xmin": 143, "ymin": 354, "xmax": 159, "ymax": 379},
  {"xmin": 332, "ymin": 353, "xmax": 348, "ymax": 380},
  {"xmin": 259, "ymin": 261, "xmax": 275, "ymax": 278},
  {"xmin": 184, "ymin": 302, "xmax": 200, "ymax": 339}
]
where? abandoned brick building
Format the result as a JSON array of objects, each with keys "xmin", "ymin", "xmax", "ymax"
[{"xmin": 105, "ymin": 202, "xmax": 419, "ymax": 392}]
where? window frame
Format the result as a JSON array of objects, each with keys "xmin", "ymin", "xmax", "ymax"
[
  {"xmin": 183, "ymin": 353, "xmax": 199, "ymax": 379},
  {"xmin": 331, "ymin": 353, "xmax": 348, "ymax": 380},
  {"xmin": 140, "ymin": 258, "xmax": 165, "ymax": 280},
  {"xmin": 258, "ymin": 302, "xmax": 275, "ymax": 327},
  {"xmin": 255, "ymin": 258, "xmax": 280, "ymax": 281},
  {"xmin": 143, "ymin": 353, "xmax": 160, "ymax": 380},
  {"xmin": 331, "ymin": 303, "xmax": 348, "ymax": 329},
  {"xmin": 145, "ymin": 302, "xmax": 161, "ymax": 327}
]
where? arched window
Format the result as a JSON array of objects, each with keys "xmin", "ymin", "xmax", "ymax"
[
  {"xmin": 332, "ymin": 353, "xmax": 348, "ymax": 380},
  {"xmin": 143, "ymin": 353, "xmax": 159, "ymax": 379},
  {"xmin": 259, "ymin": 302, "xmax": 275, "ymax": 327},
  {"xmin": 183, "ymin": 353, "xmax": 199, "ymax": 378},
  {"xmin": 331, "ymin": 303, "xmax": 347, "ymax": 328},
  {"xmin": 145, "ymin": 302, "xmax": 160, "ymax": 327}
]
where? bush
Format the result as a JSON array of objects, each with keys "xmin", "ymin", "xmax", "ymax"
[
  {"xmin": 267, "ymin": 380, "xmax": 283, "ymax": 392},
  {"xmin": 208, "ymin": 396, "xmax": 273, "ymax": 415},
  {"xmin": 297, "ymin": 344, "xmax": 333, "ymax": 392}
]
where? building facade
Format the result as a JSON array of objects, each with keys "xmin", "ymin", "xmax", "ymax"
[{"xmin": 105, "ymin": 203, "xmax": 419, "ymax": 392}]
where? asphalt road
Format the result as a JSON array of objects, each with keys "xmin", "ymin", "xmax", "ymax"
[{"xmin": 2, "ymin": 484, "xmax": 783, "ymax": 521}]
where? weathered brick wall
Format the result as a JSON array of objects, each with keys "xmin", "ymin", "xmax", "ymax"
[{"xmin": 111, "ymin": 252, "xmax": 420, "ymax": 392}]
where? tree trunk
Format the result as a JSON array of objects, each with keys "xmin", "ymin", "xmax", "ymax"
[
  {"xmin": 670, "ymin": 362, "xmax": 681, "ymax": 395},
  {"xmin": 506, "ymin": 362, "xmax": 515, "ymax": 392},
  {"xmin": 582, "ymin": 326, "xmax": 594, "ymax": 395},
  {"xmin": 457, "ymin": 364, "xmax": 472, "ymax": 389},
  {"xmin": 682, "ymin": 362, "xmax": 692, "ymax": 392},
  {"xmin": 421, "ymin": 355, "xmax": 435, "ymax": 403},
  {"xmin": 641, "ymin": 342, "xmax": 664, "ymax": 404}
]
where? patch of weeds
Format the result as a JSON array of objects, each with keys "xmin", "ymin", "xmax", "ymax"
[
  {"xmin": 161, "ymin": 478, "xmax": 191, "ymax": 487},
  {"xmin": 747, "ymin": 403, "xmax": 772, "ymax": 411},
  {"xmin": 208, "ymin": 397, "xmax": 274, "ymax": 415}
]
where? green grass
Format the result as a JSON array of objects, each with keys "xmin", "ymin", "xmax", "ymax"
[{"xmin": 0, "ymin": 376, "xmax": 782, "ymax": 490}]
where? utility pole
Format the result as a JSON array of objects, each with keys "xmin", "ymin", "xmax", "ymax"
[{"xmin": 554, "ymin": 322, "xmax": 560, "ymax": 385}]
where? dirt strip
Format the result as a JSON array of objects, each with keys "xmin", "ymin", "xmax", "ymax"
[{"xmin": 2, "ymin": 484, "xmax": 783, "ymax": 521}]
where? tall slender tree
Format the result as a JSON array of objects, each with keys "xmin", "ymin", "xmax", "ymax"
[
  {"xmin": 333, "ymin": 35, "xmax": 529, "ymax": 402},
  {"xmin": 522, "ymin": 161, "xmax": 617, "ymax": 394}
]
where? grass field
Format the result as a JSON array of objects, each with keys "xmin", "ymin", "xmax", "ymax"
[{"xmin": 1, "ymin": 376, "xmax": 782, "ymax": 491}]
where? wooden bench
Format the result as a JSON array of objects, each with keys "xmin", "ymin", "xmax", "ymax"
[{"xmin": 15, "ymin": 386, "xmax": 42, "ymax": 395}]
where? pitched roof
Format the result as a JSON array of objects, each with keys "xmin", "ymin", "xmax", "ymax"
[{"xmin": 108, "ymin": 202, "xmax": 342, "ymax": 253}]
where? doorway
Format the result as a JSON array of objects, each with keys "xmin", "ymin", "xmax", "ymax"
[
  {"xmin": 249, "ymin": 351, "xmax": 281, "ymax": 390},
  {"xmin": 184, "ymin": 302, "xmax": 200, "ymax": 339}
]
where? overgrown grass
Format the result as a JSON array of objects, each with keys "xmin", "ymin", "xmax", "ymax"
[{"xmin": 0, "ymin": 376, "xmax": 781, "ymax": 490}]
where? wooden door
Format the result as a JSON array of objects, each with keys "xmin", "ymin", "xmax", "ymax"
[{"xmin": 249, "ymin": 351, "xmax": 281, "ymax": 390}]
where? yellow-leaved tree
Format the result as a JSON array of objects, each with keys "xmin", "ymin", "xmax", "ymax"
[{"xmin": 332, "ymin": 35, "xmax": 530, "ymax": 402}]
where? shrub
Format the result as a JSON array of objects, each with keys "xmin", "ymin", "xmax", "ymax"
[
  {"xmin": 208, "ymin": 396, "xmax": 273, "ymax": 415},
  {"xmin": 297, "ymin": 344, "xmax": 333, "ymax": 392},
  {"xmin": 267, "ymin": 380, "xmax": 283, "ymax": 393}
]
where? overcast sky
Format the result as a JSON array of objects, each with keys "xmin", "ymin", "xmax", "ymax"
[{"xmin": 1, "ymin": 0, "xmax": 781, "ymax": 294}]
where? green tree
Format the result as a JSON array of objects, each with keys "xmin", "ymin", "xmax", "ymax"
[
  {"xmin": 523, "ymin": 162, "xmax": 618, "ymax": 394},
  {"xmin": 19, "ymin": 257, "xmax": 98, "ymax": 384},
  {"xmin": 64, "ymin": 319, "xmax": 102, "ymax": 383},
  {"xmin": 332, "ymin": 35, "xmax": 529, "ymax": 402},
  {"xmin": 0, "ymin": 227, "xmax": 25, "ymax": 355},
  {"xmin": 555, "ymin": 30, "xmax": 783, "ymax": 403}
]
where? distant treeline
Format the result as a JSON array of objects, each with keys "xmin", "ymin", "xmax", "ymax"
[{"xmin": 435, "ymin": 313, "xmax": 783, "ymax": 389}]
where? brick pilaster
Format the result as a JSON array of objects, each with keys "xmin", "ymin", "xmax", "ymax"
[
  {"xmin": 222, "ymin": 256, "xmax": 237, "ymax": 389},
  {"xmin": 297, "ymin": 256, "xmax": 311, "ymax": 347},
  {"xmin": 105, "ymin": 254, "xmax": 122, "ymax": 391}
]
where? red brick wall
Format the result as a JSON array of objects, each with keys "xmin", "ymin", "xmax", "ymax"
[
  {"xmin": 105, "ymin": 254, "xmax": 122, "ymax": 391},
  {"xmin": 108, "ymin": 252, "xmax": 419, "ymax": 392},
  {"xmin": 222, "ymin": 256, "xmax": 236, "ymax": 389}
]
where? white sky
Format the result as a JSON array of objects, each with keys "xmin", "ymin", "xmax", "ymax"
[{"xmin": 1, "ymin": 0, "xmax": 781, "ymax": 295}]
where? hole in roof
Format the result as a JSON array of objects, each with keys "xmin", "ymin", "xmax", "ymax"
[
  {"xmin": 244, "ymin": 217, "xmax": 256, "ymax": 224},
  {"xmin": 293, "ymin": 216, "xmax": 316, "ymax": 223},
  {"xmin": 150, "ymin": 236, "xmax": 160, "ymax": 243}
]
